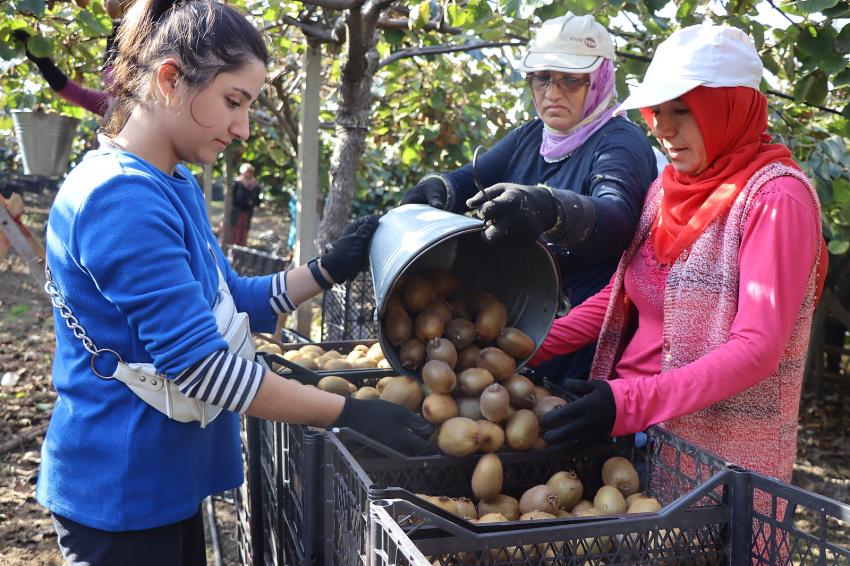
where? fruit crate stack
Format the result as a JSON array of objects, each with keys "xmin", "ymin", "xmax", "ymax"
[
  {"xmin": 247, "ymin": 336, "xmax": 397, "ymax": 566},
  {"xmin": 370, "ymin": 468, "xmax": 850, "ymax": 565},
  {"xmin": 322, "ymin": 425, "xmax": 733, "ymax": 566}
]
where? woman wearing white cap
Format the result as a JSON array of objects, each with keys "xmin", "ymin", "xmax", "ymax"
[
  {"xmin": 402, "ymin": 13, "xmax": 658, "ymax": 385},
  {"xmin": 533, "ymin": 24, "xmax": 826, "ymax": 484}
]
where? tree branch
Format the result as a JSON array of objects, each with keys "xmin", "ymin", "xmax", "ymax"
[
  {"xmin": 377, "ymin": 16, "xmax": 462, "ymax": 34},
  {"xmin": 379, "ymin": 40, "xmax": 525, "ymax": 68},
  {"xmin": 256, "ymin": 92, "xmax": 298, "ymax": 155},
  {"xmin": 302, "ymin": 0, "xmax": 366, "ymax": 9},
  {"xmin": 275, "ymin": 14, "xmax": 341, "ymax": 43},
  {"xmin": 764, "ymin": 0, "xmax": 802, "ymax": 30},
  {"xmin": 766, "ymin": 89, "xmax": 843, "ymax": 116}
]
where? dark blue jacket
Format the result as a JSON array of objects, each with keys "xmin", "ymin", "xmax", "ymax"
[{"xmin": 441, "ymin": 116, "xmax": 656, "ymax": 382}]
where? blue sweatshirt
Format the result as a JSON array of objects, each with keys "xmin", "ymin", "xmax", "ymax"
[
  {"xmin": 441, "ymin": 116, "xmax": 656, "ymax": 382},
  {"xmin": 37, "ymin": 147, "xmax": 277, "ymax": 531}
]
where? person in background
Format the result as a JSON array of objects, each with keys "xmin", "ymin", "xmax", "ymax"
[
  {"xmin": 38, "ymin": 2, "xmax": 433, "ymax": 564},
  {"xmin": 229, "ymin": 163, "xmax": 261, "ymax": 246},
  {"xmin": 401, "ymin": 12, "xmax": 657, "ymax": 386},
  {"xmin": 534, "ymin": 25, "xmax": 826, "ymax": 486}
]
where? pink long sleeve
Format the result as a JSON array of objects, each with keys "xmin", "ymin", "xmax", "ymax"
[
  {"xmin": 609, "ymin": 177, "xmax": 820, "ymax": 436},
  {"xmin": 57, "ymin": 79, "xmax": 112, "ymax": 116},
  {"xmin": 529, "ymin": 280, "xmax": 612, "ymax": 366}
]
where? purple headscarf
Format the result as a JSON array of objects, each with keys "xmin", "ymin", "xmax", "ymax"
[{"xmin": 539, "ymin": 59, "xmax": 618, "ymax": 162}]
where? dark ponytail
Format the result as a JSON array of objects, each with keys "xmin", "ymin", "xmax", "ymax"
[{"xmin": 104, "ymin": 0, "xmax": 268, "ymax": 135}]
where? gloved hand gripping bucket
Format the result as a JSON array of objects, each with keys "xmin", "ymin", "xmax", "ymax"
[{"xmin": 370, "ymin": 204, "xmax": 560, "ymax": 375}]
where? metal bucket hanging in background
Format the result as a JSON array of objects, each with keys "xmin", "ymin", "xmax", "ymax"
[{"xmin": 11, "ymin": 109, "xmax": 80, "ymax": 178}]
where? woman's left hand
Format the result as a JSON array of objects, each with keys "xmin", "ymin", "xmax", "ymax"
[
  {"xmin": 466, "ymin": 183, "xmax": 558, "ymax": 243},
  {"xmin": 541, "ymin": 380, "xmax": 616, "ymax": 448}
]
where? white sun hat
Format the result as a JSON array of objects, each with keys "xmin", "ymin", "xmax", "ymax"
[
  {"xmin": 519, "ymin": 12, "xmax": 616, "ymax": 74},
  {"xmin": 618, "ymin": 24, "xmax": 763, "ymax": 113}
]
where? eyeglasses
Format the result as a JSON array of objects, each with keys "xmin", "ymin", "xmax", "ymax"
[{"xmin": 527, "ymin": 74, "xmax": 590, "ymax": 94}]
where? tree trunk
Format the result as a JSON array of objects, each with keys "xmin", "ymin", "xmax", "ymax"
[{"xmin": 316, "ymin": 11, "xmax": 380, "ymax": 251}]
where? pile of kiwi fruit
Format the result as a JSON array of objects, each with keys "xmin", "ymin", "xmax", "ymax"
[
  {"xmin": 256, "ymin": 341, "xmax": 392, "ymax": 372},
  {"xmin": 416, "ymin": 454, "xmax": 659, "ymax": 526}
]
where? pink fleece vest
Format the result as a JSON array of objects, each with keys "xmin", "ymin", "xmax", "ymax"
[{"xmin": 590, "ymin": 163, "xmax": 821, "ymax": 481}]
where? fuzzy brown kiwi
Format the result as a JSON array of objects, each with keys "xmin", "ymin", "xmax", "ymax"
[
  {"xmin": 519, "ymin": 485, "xmax": 560, "ymax": 515},
  {"xmin": 402, "ymin": 276, "xmax": 435, "ymax": 313},
  {"xmin": 399, "ymin": 338, "xmax": 427, "ymax": 371},
  {"xmin": 384, "ymin": 307, "xmax": 412, "ymax": 346},
  {"xmin": 477, "ymin": 495, "xmax": 519, "ymax": 521},
  {"xmin": 421, "ymin": 359, "xmax": 456, "ymax": 394},
  {"xmin": 454, "ymin": 497, "xmax": 478, "ymax": 519},
  {"xmin": 593, "ymin": 485, "xmax": 627, "ymax": 515},
  {"xmin": 415, "ymin": 310, "xmax": 446, "ymax": 342},
  {"xmin": 448, "ymin": 300, "xmax": 472, "ymax": 320},
  {"xmin": 475, "ymin": 300, "xmax": 508, "ymax": 342},
  {"xmin": 627, "ymin": 497, "xmax": 661, "ymax": 514},
  {"xmin": 476, "ymin": 420, "xmax": 505, "ymax": 452},
  {"xmin": 601, "ymin": 456, "xmax": 640, "ymax": 497},
  {"xmin": 476, "ymin": 348, "xmax": 516, "ymax": 381},
  {"xmin": 457, "ymin": 368, "xmax": 495, "ymax": 397},
  {"xmin": 533, "ymin": 396, "xmax": 568, "ymax": 422},
  {"xmin": 426, "ymin": 268, "xmax": 461, "ymax": 299},
  {"xmin": 421, "ymin": 394, "xmax": 459, "ymax": 425},
  {"xmin": 471, "ymin": 454, "xmax": 503, "ymax": 500},
  {"xmin": 546, "ymin": 471, "xmax": 583, "ymax": 511},
  {"xmin": 444, "ymin": 318, "xmax": 476, "ymax": 350},
  {"xmin": 436, "ymin": 417, "xmax": 480, "ymax": 457},
  {"xmin": 496, "ymin": 327, "xmax": 535, "ymax": 358},
  {"xmin": 456, "ymin": 397, "xmax": 483, "ymax": 420},
  {"xmin": 502, "ymin": 373, "xmax": 538, "ymax": 409},
  {"xmin": 420, "ymin": 300, "xmax": 453, "ymax": 323},
  {"xmin": 466, "ymin": 290, "xmax": 499, "ymax": 314},
  {"xmin": 504, "ymin": 409, "xmax": 539, "ymax": 451},
  {"xmin": 353, "ymin": 386, "xmax": 380, "ymax": 400},
  {"xmin": 317, "ymin": 375, "xmax": 354, "ymax": 396},
  {"xmin": 380, "ymin": 377, "xmax": 423, "ymax": 412},
  {"xmin": 479, "ymin": 383, "xmax": 510, "ymax": 423},
  {"xmin": 456, "ymin": 345, "xmax": 481, "ymax": 371},
  {"xmin": 426, "ymin": 337, "xmax": 458, "ymax": 368}
]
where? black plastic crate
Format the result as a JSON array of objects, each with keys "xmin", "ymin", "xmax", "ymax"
[
  {"xmin": 321, "ymin": 270, "xmax": 378, "ymax": 341},
  {"xmin": 236, "ymin": 415, "xmax": 264, "ymax": 566},
  {"xmin": 322, "ymin": 426, "xmax": 731, "ymax": 566}
]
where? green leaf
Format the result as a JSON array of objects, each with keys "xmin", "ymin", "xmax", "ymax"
[
  {"xmin": 401, "ymin": 145, "xmax": 419, "ymax": 165},
  {"xmin": 384, "ymin": 29, "xmax": 404, "ymax": 47},
  {"xmin": 16, "ymin": 0, "xmax": 45, "ymax": 17},
  {"xmin": 77, "ymin": 10, "xmax": 111, "ymax": 36},
  {"xmin": 827, "ymin": 239, "xmax": 849, "ymax": 255},
  {"xmin": 837, "ymin": 24, "xmax": 850, "ymax": 54},
  {"xmin": 498, "ymin": 0, "xmax": 520, "ymax": 18},
  {"xmin": 793, "ymin": 70, "xmax": 828, "ymax": 106},
  {"xmin": 843, "ymin": 102, "xmax": 850, "ymax": 120},
  {"xmin": 796, "ymin": 0, "xmax": 839, "ymax": 14},
  {"xmin": 796, "ymin": 25, "xmax": 835, "ymax": 59},
  {"xmin": 0, "ymin": 38, "xmax": 24, "ymax": 60},
  {"xmin": 25, "ymin": 35, "xmax": 51, "ymax": 58}
]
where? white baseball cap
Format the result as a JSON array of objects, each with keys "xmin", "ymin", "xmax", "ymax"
[
  {"xmin": 519, "ymin": 12, "xmax": 616, "ymax": 74},
  {"xmin": 618, "ymin": 25, "xmax": 763, "ymax": 112}
]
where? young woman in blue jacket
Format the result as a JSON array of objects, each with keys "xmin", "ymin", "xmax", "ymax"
[
  {"xmin": 38, "ymin": 1, "xmax": 432, "ymax": 564},
  {"xmin": 402, "ymin": 13, "xmax": 657, "ymax": 384}
]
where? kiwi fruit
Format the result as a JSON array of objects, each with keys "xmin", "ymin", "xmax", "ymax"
[
  {"xmin": 457, "ymin": 368, "xmax": 494, "ymax": 397},
  {"xmin": 534, "ymin": 385, "xmax": 551, "ymax": 399},
  {"xmin": 377, "ymin": 358, "xmax": 392, "ymax": 369},
  {"xmin": 475, "ymin": 300, "xmax": 508, "ymax": 342},
  {"xmin": 556, "ymin": 509, "xmax": 572, "ymax": 518},
  {"xmin": 475, "ymin": 348, "xmax": 516, "ymax": 381},
  {"xmin": 627, "ymin": 497, "xmax": 661, "ymax": 514},
  {"xmin": 533, "ymin": 396, "xmax": 568, "ymax": 422},
  {"xmin": 365, "ymin": 342, "xmax": 385, "ymax": 363},
  {"xmin": 402, "ymin": 276, "xmax": 435, "ymax": 313},
  {"xmin": 399, "ymin": 338, "xmax": 427, "ymax": 371},
  {"xmin": 375, "ymin": 376, "xmax": 394, "ymax": 394},
  {"xmin": 298, "ymin": 344, "xmax": 324, "ymax": 356},
  {"xmin": 533, "ymin": 436, "xmax": 547, "ymax": 450},
  {"xmin": 323, "ymin": 358, "xmax": 353, "ymax": 371},
  {"xmin": 496, "ymin": 327, "xmax": 535, "ymax": 358},
  {"xmin": 436, "ymin": 417, "xmax": 480, "ymax": 457},
  {"xmin": 476, "ymin": 512, "xmax": 509, "ymax": 523},
  {"xmin": 454, "ymin": 497, "xmax": 477, "ymax": 520},
  {"xmin": 444, "ymin": 318, "xmax": 476, "ymax": 350},
  {"xmin": 456, "ymin": 345, "xmax": 481, "ymax": 371},
  {"xmin": 520, "ymin": 511, "xmax": 557, "ymax": 521},
  {"xmin": 426, "ymin": 337, "xmax": 458, "ymax": 368},
  {"xmin": 519, "ymin": 485, "xmax": 559, "ymax": 515},
  {"xmin": 466, "ymin": 290, "xmax": 498, "ymax": 314},
  {"xmin": 426, "ymin": 268, "xmax": 461, "ymax": 299},
  {"xmin": 353, "ymin": 386, "xmax": 380, "ymax": 400},
  {"xmin": 456, "ymin": 397, "xmax": 483, "ymax": 420},
  {"xmin": 317, "ymin": 375, "xmax": 353, "ymax": 396},
  {"xmin": 289, "ymin": 355, "xmax": 319, "ymax": 370},
  {"xmin": 502, "ymin": 374, "xmax": 538, "ymax": 409},
  {"xmin": 421, "ymin": 394, "xmax": 458, "ymax": 425},
  {"xmin": 479, "ymin": 383, "xmax": 510, "ymax": 423},
  {"xmin": 421, "ymin": 359, "xmax": 456, "ymax": 394},
  {"xmin": 448, "ymin": 300, "xmax": 472, "ymax": 320},
  {"xmin": 476, "ymin": 420, "xmax": 505, "ymax": 453},
  {"xmin": 625, "ymin": 492, "xmax": 646, "ymax": 507},
  {"xmin": 572, "ymin": 505, "xmax": 602, "ymax": 518},
  {"xmin": 601, "ymin": 456, "xmax": 640, "ymax": 497},
  {"xmin": 571, "ymin": 501, "xmax": 596, "ymax": 516},
  {"xmin": 593, "ymin": 485, "xmax": 628, "ymax": 515},
  {"xmin": 477, "ymin": 494, "xmax": 519, "ymax": 521},
  {"xmin": 281, "ymin": 349, "xmax": 302, "ymax": 360},
  {"xmin": 415, "ymin": 311, "xmax": 446, "ymax": 342},
  {"xmin": 505, "ymin": 409, "xmax": 539, "ymax": 451},
  {"xmin": 546, "ymin": 471, "xmax": 584, "ymax": 511},
  {"xmin": 380, "ymin": 377, "xmax": 423, "ymax": 412},
  {"xmin": 346, "ymin": 349, "xmax": 365, "ymax": 363},
  {"xmin": 352, "ymin": 357, "xmax": 377, "ymax": 369},
  {"xmin": 384, "ymin": 308, "xmax": 412, "ymax": 346},
  {"xmin": 420, "ymin": 300, "xmax": 453, "ymax": 323},
  {"xmin": 471, "ymin": 454, "xmax": 503, "ymax": 500},
  {"xmin": 418, "ymin": 494, "xmax": 458, "ymax": 516}
]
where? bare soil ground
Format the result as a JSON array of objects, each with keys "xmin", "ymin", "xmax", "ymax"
[{"xmin": 1, "ymin": 187, "xmax": 849, "ymax": 564}]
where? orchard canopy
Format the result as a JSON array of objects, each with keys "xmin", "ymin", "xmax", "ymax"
[{"xmin": 1, "ymin": 0, "xmax": 848, "ymax": 254}]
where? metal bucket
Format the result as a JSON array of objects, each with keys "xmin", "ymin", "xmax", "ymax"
[
  {"xmin": 370, "ymin": 204, "xmax": 560, "ymax": 376},
  {"xmin": 11, "ymin": 109, "xmax": 80, "ymax": 177}
]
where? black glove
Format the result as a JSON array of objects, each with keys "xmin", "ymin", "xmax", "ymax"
[
  {"xmin": 466, "ymin": 183, "xmax": 558, "ymax": 244},
  {"xmin": 540, "ymin": 380, "xmax": 616, "ymax": 449},
  {"xmin": 13, "ymin": 30, "xmax": 69, "ymax": 92},
  {"xmin": 331, "ymin": 397, "xmax": 437, "ymax": 455},
  {"xmin": 320, "ymin": 215, "xmax": 378, "ymax": 284},
  {"xmin": 401, "ymin": 177, "xmax": 448, "ymax": 209}
]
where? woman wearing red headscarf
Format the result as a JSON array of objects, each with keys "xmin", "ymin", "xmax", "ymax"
[{"xmin": 533, "ymin": 24, "xmax": 825, "ymax": 484}]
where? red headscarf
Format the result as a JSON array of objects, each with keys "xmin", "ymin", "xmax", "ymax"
[{"xmin": 640, "ymin": 86, "xmax": 799, "ymax": 265}]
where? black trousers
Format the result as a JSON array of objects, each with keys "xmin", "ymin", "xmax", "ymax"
[{"xmin": 52, "ymin": 506, "xmax": 207, "ymax": 566}]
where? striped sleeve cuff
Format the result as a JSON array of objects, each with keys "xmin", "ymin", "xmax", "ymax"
[
  {"xmin": 269, "ymin": 271, "xmax": 297, "ymax": 315},
  {"xmin": 174, "ymin": 350, "xmax": 265, "ymax": 414}
]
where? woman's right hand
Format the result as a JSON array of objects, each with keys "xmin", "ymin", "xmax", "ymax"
[
  {"xmin": 320, "ymin": 215, "xmax": 379, "ymax": 284},
  {"xmin": 401, "ymin": 177, "xmax": 448, "ymax": 209},
  {"xmin": 331, "ymin": 397, "xmax": 437, "ymax": 455}
]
